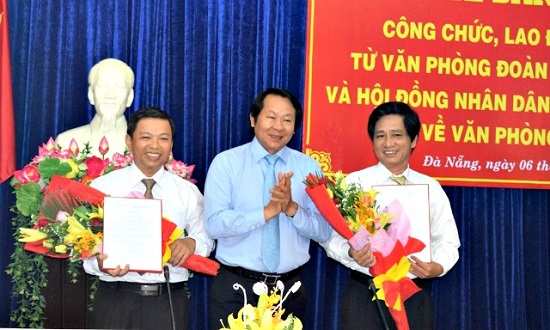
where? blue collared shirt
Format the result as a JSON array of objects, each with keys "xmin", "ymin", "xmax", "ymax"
[{"xmin": 204, "ymin": 137, "xmax": 332, "ymax": 273}]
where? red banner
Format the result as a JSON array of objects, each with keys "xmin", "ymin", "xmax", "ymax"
[
  {"xmin": 303, "ymin": 0, "xmax": 550, "ymax": 189},
  {"xmin": 0, "ymin": 0, "xmax": 16, "ymax": 183}
]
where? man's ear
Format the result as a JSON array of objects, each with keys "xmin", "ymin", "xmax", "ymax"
[
  {"xmin": 125, "ymin": 134, "xmax": 132, "ymax": 150},
  {"xmin": 87, "ymin": 86, "xmax": 95, "ymax": 105},
  {"xmin": 126, "ymin": 89, "xmax": 135, "ymax": 107},
  {"xmin": 411, "ymin": 135, "xmax": 419, "ymax": 149},
  {"xmin": 249, "ymin": 114, "xmax": 255, "ymax": 127}
]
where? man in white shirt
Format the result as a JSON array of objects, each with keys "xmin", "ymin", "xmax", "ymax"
[
  {"xmin": 321, "ymin": 101, "xmax": 460, "ymax": 330},
  {"xmin": 83, "ymin": 107, "xmax": 214, "ymax": 329}
]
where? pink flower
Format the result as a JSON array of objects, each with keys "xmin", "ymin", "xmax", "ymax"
[
  {"xmin": 55, "ymin": 149, "xmax": 73, "ymax": 160},
  {"xmin": 85, "ymin": 156, "xmax": 109, "ymax": 179},
  {"xmin": 32, "ymin": 140, "xmax": 72, "ymax": 163},
  {"xmin": 98, "ymin": 136, "xmax": 109, "ymax": 156},
  {"xmin": 111, "ymin": 152, "xmax": 133, "ymax": 168},
  {"xmin": 13, "ymin": 164, "xmax": 41, "ymax": 184},
  {"xmin": 33, "ymin": 138, "xmax": 59, "ymax": 162},
  {"xmin": 68, "ymin": 139, "xmax": 79, "ymax": 156},
  {"xmin": 44, "ymin": 137, "xmax": 56, "ymax": 153},
  {"xmin": 55, "ymin": 211, "xmax": 69, "ymax": 223},
  {"xmin": 165, "ymin": 160, "xmax": 195, "ymax": 180}
]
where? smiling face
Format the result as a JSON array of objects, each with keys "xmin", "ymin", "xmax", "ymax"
[
  {"xmin": 372, "ymin": 114, "xmax": 418, "ymax": 174},
  {"xmin": 126, "ymin": 118, "xmax": 173, "ymax": 177},
  {"xmin": 250, "ymin": 94, "xmax": 296, "ymax": 155}
]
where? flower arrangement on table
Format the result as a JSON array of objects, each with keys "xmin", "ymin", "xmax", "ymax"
[
  {"xmin": 304, "ymin": 171, "xmax": 426, "ymax": 330},
  {"xmin": 6, "ymin": 137, "xmax": 218, "ymax": 328},
  {"xmin": 220, "ymin": 280, "xmax": 303, "ymax": 330}
]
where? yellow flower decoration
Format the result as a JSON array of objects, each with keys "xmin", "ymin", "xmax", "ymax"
[
  {"xmin": 64, "ymin": 216, "xmax": 103, "ymax": 257},
  {"xmin": 220, "ymin": 281, "xmax": 303, "ymax": 330},
  {"xmin": 55, "ymin": 244, "xmax": 68, "ymax": 254},
  {"xmin": 87, "ymin": 205, "xmax": 103, "ymax": 220},
  {"xmin": 64, "ymin": 158, "xmax": 80, "ymax": 179},
  {"xmin": 18, "ymin": 228, "xmax": 48, "ymax": 242}
]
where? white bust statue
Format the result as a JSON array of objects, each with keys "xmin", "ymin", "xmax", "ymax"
[{"xmin": 55, "ymin": 58, "xmax": 135, "ymax": 158}]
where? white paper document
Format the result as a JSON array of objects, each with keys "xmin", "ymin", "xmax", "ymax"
[
  {"xmin": 373, "ymin": 184, "xmax": 431, "ymax": 261},
  {"xmin": 102, "ymin": 197, "xmax": 163, "ymax": 273}
]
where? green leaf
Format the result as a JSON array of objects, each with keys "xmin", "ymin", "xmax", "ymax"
[
  {"xmin": 37, "ymin": 158, "xmax": 72, "ymax": 182},
  {"xmin": 15, "ymin": 183, "xmax": 43, "ymax": 217}
]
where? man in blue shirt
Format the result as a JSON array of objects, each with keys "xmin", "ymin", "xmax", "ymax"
[{"xmin": 204, "ymin": 88, "xmax": 332, "ymax": 329}]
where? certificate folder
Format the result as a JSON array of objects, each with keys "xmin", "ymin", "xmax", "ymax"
[{"xmin": 102, "ymin": 197, "xmax": 163, "ymax": 273}]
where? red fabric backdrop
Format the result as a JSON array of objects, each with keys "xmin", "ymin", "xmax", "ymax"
[
  {"xmin": 303, "ymin": 0, "xmax": 550, "ymax": 189},
  {"xmin": 0, "ymin": 0, "xmax": 15, "ymax": 183}
]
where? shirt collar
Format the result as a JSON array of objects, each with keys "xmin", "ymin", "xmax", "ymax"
[
  {"xmin": 250, "ymin": 137, "xmax": 290, "ymax": 164},
  {"xmin": 128, "ymin": 163, "xmax": 166, "ymax": 186},
  {"xmin": 375, "ymin": 162, "xmax": 410, "ymax": 178}
]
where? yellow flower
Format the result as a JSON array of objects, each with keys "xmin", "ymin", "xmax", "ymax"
[
  {"xmin": 43, "ymin": 239, "xmax": 54, "ymax": 248},
  {"xmin": 87, "ymin": 206, "xmax": 103, "ymax": 220},
  {"xmin": 55, "ymin": 244, "xmax": 68, "ymax": 254},
  {"xmin": 364, "ymin": 188, "xmax": 378, "ymax": 207},
  {"xmin": 64, "ymin": 158, "xmax": 80, "ymax": 179},
  {"xmin": 257, "ymin": 289, "xmax": 280, "ymax": 314},
  {"xmin": 259, "ymin": 308, "xmax": 274, "ymax": 330},
  {"xmin": 221, "ymin": 289, "xmax": 302, "ymax": 330},
  {"xmin": 222, "ymin": 304, "xmax": 258, "ymax": 330},
  {"xmin": 335, "ymin": 171, "xmax": 348, "ymax": 190},
  {"xmin": 275, "ymin": 317, "xmax": 302, "ymax": 330},
  {"xmin": 378, "ymin": 211, "xmax": 396, "ymax": 231},
  {"xmin": 64, "ymin": 216, "xmax": 102, "ymax": 258},
  {"xmin": 66, "ymin": 216, "xmax": 86, "ymax": 234},
  {"xmin": 18, "ymin": 228, "xmax": 48, "ymax": 242}
]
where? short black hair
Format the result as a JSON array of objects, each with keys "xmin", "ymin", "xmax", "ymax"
[
  {"xmin": 127, "ymin": 107, "xmax": 175, "ymax": 140},
  {"xmin": 249, "ymin": 88, "xmax": 303, "ymax": 133},
  {"xmin": 367, "ymin": 101, "xmax": 420, "ymax": 142}
]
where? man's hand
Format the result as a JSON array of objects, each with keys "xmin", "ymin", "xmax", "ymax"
[
  {"xmin": 168, "ymin": 237, "xmax": 196, "ymax": 266},
  {"xmin": 408, "ymin": 256, "xmax": 443, "ymax": 279},
  {"xmin": 97, "ymin": 253, "xmax": 130, "ymax": 277},
  {"xmin": 273, "ymin": 171, "xmax": 297, "ymax": 217},
  {"xmin": 348, "ymin": 243, "xmax": 377, "ymax": 267},
  {"xmin": 264, "ymin": 171, "xmax": 295, "ymax": 221}
]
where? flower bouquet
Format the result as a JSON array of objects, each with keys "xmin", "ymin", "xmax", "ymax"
[
  {"xmin": 304, "ymin": 171, "xmax": 426, "ymax": 330},
  {"xmin": 220, "ymin": 281, "xmax": 303, "ymax": 330},
  {"xmin": 19, "ymin": 174, "xmax": 219, "ymax": 274},
  {"xmin": 7, "ymin": 137, "xmax": 216, "ymax": 328}
]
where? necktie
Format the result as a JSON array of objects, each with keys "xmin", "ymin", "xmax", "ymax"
[
  {"xmin": 262, "ymin": 154, "xmax": 280, "ymax": 272},
  {"xmin": 139, "ymin": 178, "xmax": 156, "ymax": 275},
  {"xmin": 142, "ymin": 178, "xmax": 156, "ymax": 199},
  {"xmin": 390, "ymin": 175, "xmax": 407, "ymax": 185}
]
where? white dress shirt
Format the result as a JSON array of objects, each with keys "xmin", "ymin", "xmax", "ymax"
[
  {"xmin": 321, "ymin": 162, "xmax": 460, "ymax": 278},
  {"xmin": 83, "ymin": 164, "xmax": 214, "ymax": 283}
]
